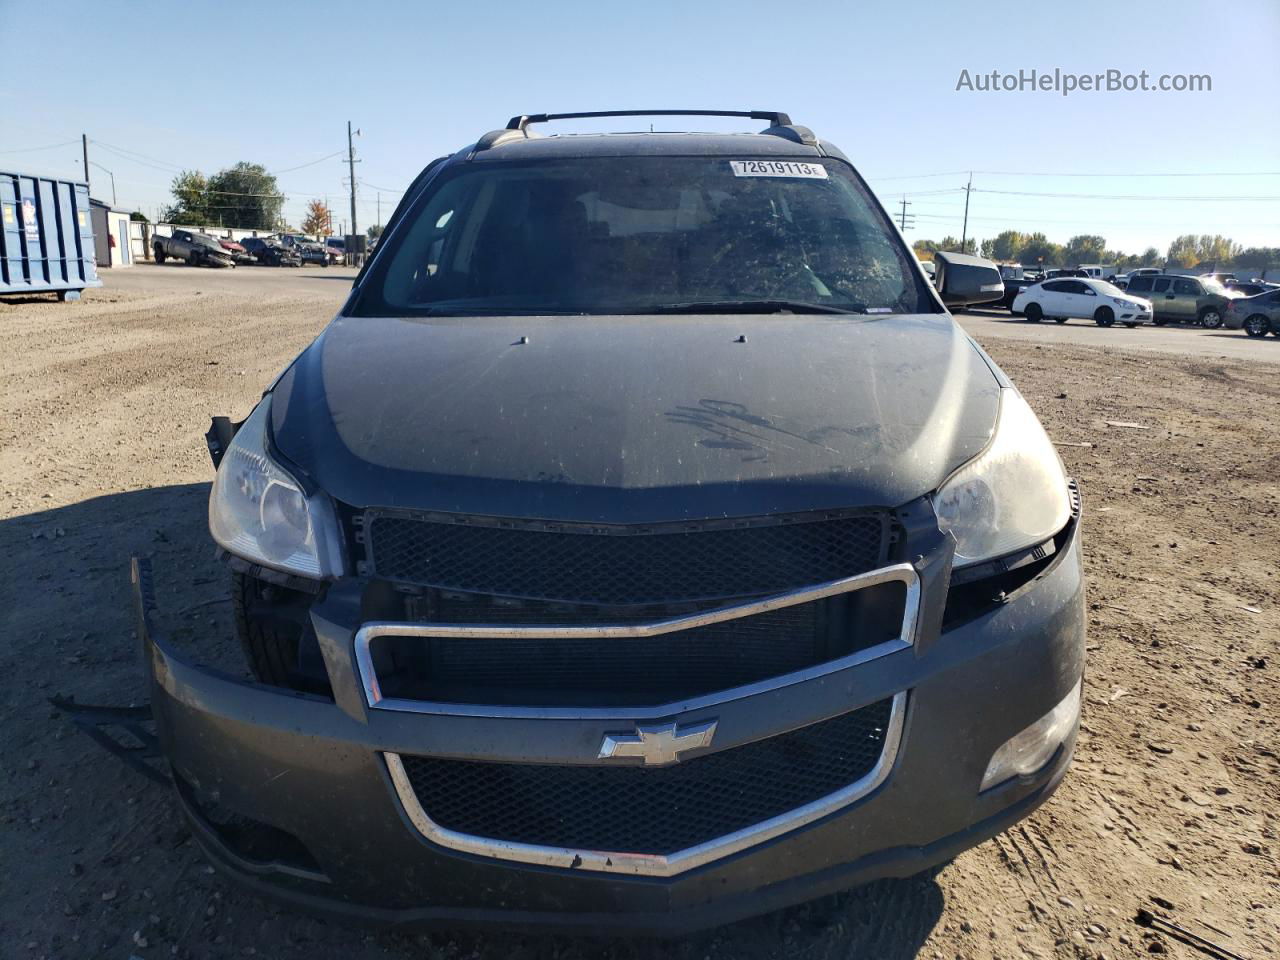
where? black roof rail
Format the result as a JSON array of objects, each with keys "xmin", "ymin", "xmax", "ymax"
[{"xmin": 506, "ymin": 110, "xmax": 794, "ymax": 131}]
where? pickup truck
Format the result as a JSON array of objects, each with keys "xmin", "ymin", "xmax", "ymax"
[{"xmin": 153, "ymin": 230, "xmax": 236, "ymax": 267}]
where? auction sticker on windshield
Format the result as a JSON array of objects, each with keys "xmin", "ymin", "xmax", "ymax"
[{"xmin": 729, "ymin": 160, "xmax": 828, "ymax": 179}]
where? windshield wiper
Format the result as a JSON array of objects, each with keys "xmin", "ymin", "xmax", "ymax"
[{"xmin": 646, "ymin": 299, "xmax": 866, "ymax": 315}]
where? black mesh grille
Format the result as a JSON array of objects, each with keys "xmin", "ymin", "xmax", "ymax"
[
  {"xmin": 364, "ymin": 512, "xmax": 890, "ymax": 604},
  {"xmin": 374, "ymin": 584, "xmax": 906, "ymax": 707},
  {"xmin": 397, "ymin": 697, "xmax": 895, "ymax": 855}
]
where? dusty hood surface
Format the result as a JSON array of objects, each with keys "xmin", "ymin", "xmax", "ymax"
[{"xmin": 270, "ymin": 313, "xmax": 1001, "ymax": 523}]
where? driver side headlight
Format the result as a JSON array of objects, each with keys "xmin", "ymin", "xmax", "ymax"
[
  {"xmin": 933, "ymin": 389, "xmax": 1071, "ymax": 568},
  {"xmin": 208, "ymin": 399, "xmax": 344, "ymax": 578}
]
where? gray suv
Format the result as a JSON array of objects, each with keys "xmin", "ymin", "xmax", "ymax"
[
  {"xmin": 136, "ymin": 110, "xmax": 1084, "ymax": 934},
  {"xmin": 1124, "ymin": 273, "xmax": 1234, "ymax": 327}
]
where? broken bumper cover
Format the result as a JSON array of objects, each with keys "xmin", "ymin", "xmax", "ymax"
[{"xmin": 132, "ymin": 524, "xmax": 1085, "ymax": 936}]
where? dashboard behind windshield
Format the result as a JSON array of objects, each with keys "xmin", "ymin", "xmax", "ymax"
[{"xmin": 354, "ymin": 156, "xmax": 934, "ymax": 317}]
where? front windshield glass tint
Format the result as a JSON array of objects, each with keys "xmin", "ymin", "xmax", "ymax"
[
  {"xmin": 1094, "ymin": 281, "xmax": 1125, "ymax": 297},
  {"xmin": 361, "ymin": 157, "xmax": 930, "ymax": 316}
]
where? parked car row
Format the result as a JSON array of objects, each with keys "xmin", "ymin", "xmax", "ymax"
[
  {"xmin": 151, "ymin": 231, "xmax": 343, "ymax": 268},
  {"xmin": 990, "ymin": 264, "xmax": 1277, "ymax": 338}
]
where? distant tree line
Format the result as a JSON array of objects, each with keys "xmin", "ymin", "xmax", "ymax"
[{"xmin": 913, "ymin": 230, "xmax": 1279, "ymax": 273}]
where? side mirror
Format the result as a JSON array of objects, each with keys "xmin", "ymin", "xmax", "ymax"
[{"xmin": 933, "ymin": 250, "xmax": 1005, "ymax": 307}]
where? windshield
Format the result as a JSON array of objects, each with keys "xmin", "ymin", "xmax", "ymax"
[
  {"xmin": 355, "ymin": 156, "xmax": 933, "ymax": 316},
  {"xmin": 1201, "ymin": 278, "xmax": 1229, "ymax": 295},
  {"xmin": 1094, "ymin": 281, "xmax": 1125, "ymax": 297}
]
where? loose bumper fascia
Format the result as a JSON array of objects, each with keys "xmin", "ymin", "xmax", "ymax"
[
  {"xmin": 130, "ymin": 518, "xmax": 1084, "ymax": 932},
  {"xmin": 181, "ymin": 747, "xmax": 1073, "ymax": 938}
]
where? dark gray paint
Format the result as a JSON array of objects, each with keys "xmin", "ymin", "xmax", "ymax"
[
  {"xmin": 270, "ymin": 313, "xmax": 1000, "ymax": 521},
  {"xmin": 138, "ymin": 524, "xmax": 1084, "ymax": 933}
]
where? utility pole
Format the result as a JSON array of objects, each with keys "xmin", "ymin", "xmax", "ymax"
[
  {"xmin": 960, "ymin": 173, "xmax": 973, "ymax": 252},
  {"xmin": 346, "ymin": 121, "xmax": 360, "ymax": 265},
  {"xmin": 82, "ymin": 134, "xmax": 91, "ymax": 195},
  {"xmin": 376, "ymin": 192, "xmax": 381, "ymax": 230},
  {"xmin": 897, "ymin": 195, "xmax": 913, "ymax": 232}
]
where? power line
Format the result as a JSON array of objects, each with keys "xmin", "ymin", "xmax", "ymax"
[
  {"xmin": 272, "ymin": 151, "xmax": 344, "ymax": 174},
  {"xmin": 0, "ymin": 139, "xmax": 80, "ymax": 155},
  {"xmin": 871, "ymin": 168, "xmax": 1280, "ymax": 181},
  {"xmin": 869, "ymin": 170, "xmax": 970, "ymax": 182},
  {"xmin": 973, "ymin": 187, "xmax": 1280, "ymax": 202},
  {"xmin": 359, "ymin": 179, "xmax": 406, "ymax": 194},
  {"xmin": 91, "ymin": 140, "xmax": 186, "ymax": 172}
]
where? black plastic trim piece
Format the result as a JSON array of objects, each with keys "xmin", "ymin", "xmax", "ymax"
[
  {"xmin": 506, "ymin": 110, "xmax": 793, "ymax": 132},
  {"xmin": 219, "ymin": 550, "xmax": 326, "ymax": 596}
]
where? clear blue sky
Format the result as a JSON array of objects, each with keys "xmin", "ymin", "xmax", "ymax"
[{"xmin": 3, "ymin": 0, "xmax": 1277, "ymax": 256}]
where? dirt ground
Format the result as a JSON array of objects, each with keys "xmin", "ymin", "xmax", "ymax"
[{"xmin": 2, "ymin": 269, "xmax": 1277, "ymax": 960}]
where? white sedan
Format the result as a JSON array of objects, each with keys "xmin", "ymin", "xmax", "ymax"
[{"xmin": 1012, "ymin": 278, "xmax": 1153, "ymax": 327}]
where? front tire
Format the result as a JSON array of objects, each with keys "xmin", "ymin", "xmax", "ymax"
[
  {"xmin": 1094, "ymin": 306, "xmax": 1115, "ymax": 327},
  {"xmin": 1199, "ymin": 307, "xmax": 1223, "ymax": 329},
  {"xmin": 1244, "ymin": 314, "xmax": 1271, "ymax": 338},
  {"xmin": 1025, "ymin": 303, "xmax": 1043, "ymax": 323},
  {"xmin": 231, "ymin": 573, "xmax": 324, "ymax": 693},
  {"xmin": 154, "ymin": 246, "xmax": 165, "ymax": 264}
]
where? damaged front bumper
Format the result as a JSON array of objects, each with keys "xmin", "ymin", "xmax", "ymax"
[{"xmin": 131, "ymin": 510, "xmax": 1085, "ymax": 936}]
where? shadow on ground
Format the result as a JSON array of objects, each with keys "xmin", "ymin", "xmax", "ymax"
[{"xmin": 1, "ymin": 485, "xmax": 946, "ymax": 959}]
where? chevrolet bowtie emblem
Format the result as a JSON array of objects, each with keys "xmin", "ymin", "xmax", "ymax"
[{"xmin": 598, "ymin": 719, "xmax": 718, "ymax": 766}]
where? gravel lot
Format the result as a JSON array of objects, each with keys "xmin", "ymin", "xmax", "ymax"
[{"xmin": 2, "ymin": 266, "xmax": 1277, "ymax": 959}]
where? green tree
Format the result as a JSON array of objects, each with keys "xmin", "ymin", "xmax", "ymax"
[
  {"xmin": 1166, "ymin": 234, "xmax": 1240, "ymax": 268},
  {"xmin": 1166, "ymin": 234, "xmax": 1200, "ymax": 268},
  {"xmin": 1063, "ymin": 234, "xmax": 1107, "ymax": 266},
  {"xmin": 129, "ymin": 210, "xmax": 149, "ymax": 223},
  {"xmin": 988, "ymin": 229, "xmax": 1029, "ymax": 261},
  {"xmin": 206, "ymin": 162, "xmax": 284, "ymax": 230},
  {"xmin": 1139, "ymin": 246, "xmax": 1162, "ymax": 267},
  {"xmin": 912, "ymin": 238, "xmax": 939, "ymax": 258},
  {"xmin": 938, "ymin": 236, "xmax": 976, "ymax": 255},
  {"xmin": 1195, "ymin": 235, "xmax": 1240, "ymax": 266},
  {"xmin": 1018, "ymin": 233, "xmax": 1062, "ymax": 268},
  {"xmin": 1232, "ymin": 246, "xmax": 1280, "ymax": 272},
  {"xmin": 367, "ymin": 223, "xmax": 384, "ymax": 242},
  {"xmin": 164, "ymin": 170, "xmax": 209, "ymax": 224}
]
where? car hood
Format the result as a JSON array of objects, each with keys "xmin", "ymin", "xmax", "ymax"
[{"xmin": 269, "ymin": 313, "xmax": 1002, "ymax": 523}]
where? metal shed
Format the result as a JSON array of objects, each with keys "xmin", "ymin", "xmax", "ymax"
[{"xmin": 1, "ymin": 170, "xmax": 101, "ymax": 300}]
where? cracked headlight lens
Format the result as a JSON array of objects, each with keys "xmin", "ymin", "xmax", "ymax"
[
  {"xmin": 208, "ymin": 399, "xmax": 343, "ymax": 578},
  {"xmin": 933, "ymin": 389, "xmax": 1071, "ymax": 568}
]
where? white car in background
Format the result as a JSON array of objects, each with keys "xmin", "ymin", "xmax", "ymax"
[{"xmin": 1012, "ymin": 277, "xmax": 1153, "ymax": 327}]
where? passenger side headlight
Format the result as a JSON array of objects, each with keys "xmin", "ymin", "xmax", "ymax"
[
  {"xmin": 208, "ymin": 399, "xmax": 344, "ymax": 578},
  {"xmin": 933, "ymin": 389, "xmax": 1071, "ymax": 568}
]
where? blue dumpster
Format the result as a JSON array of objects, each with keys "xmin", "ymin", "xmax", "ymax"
[{"xmin": 1, "ymin": 170, "xmax": 101, "ymax": 301}]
